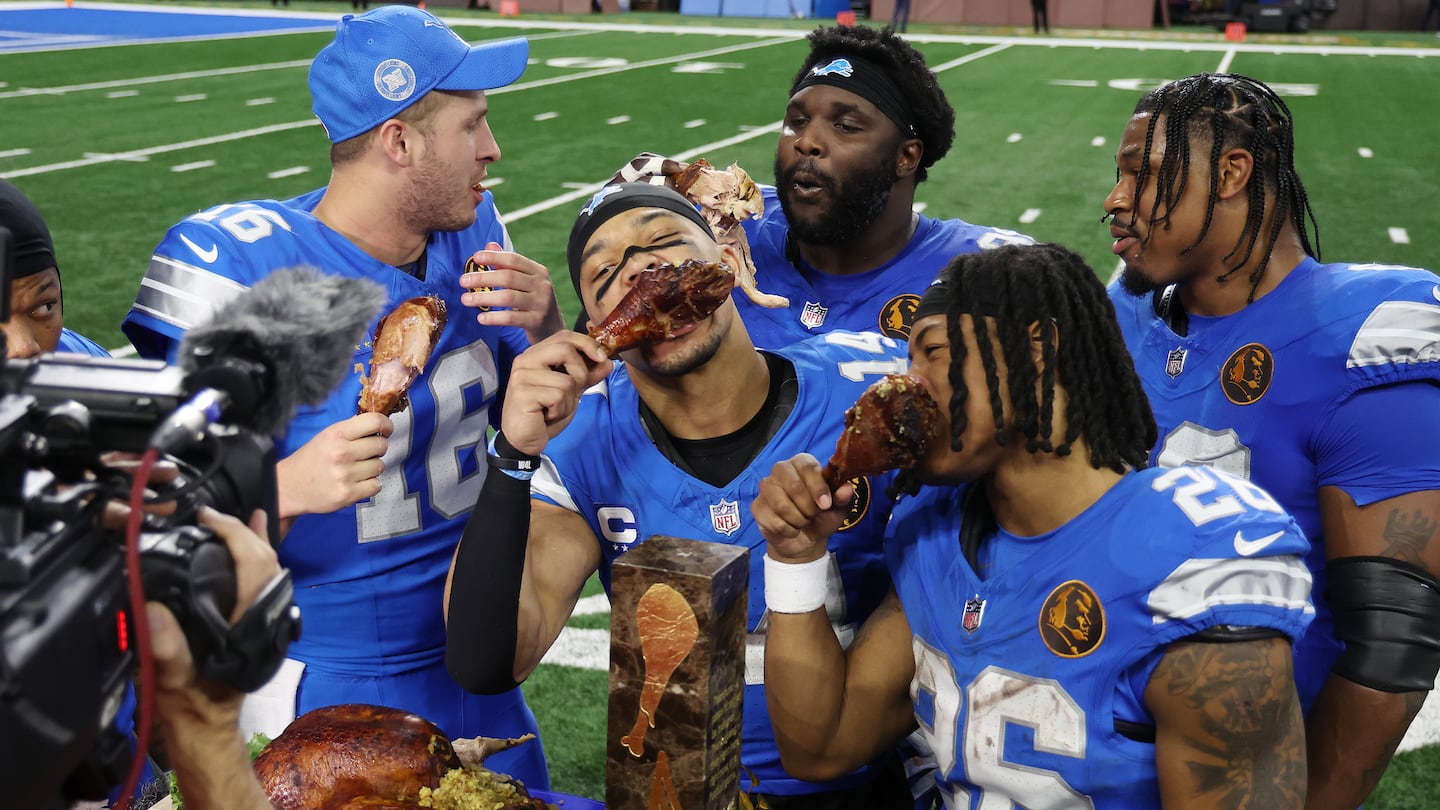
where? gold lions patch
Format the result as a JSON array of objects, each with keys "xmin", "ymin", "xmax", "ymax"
[
  {"xmin": 878, "ymin": 294, "xmax": 921, "ymax": 339},
  {"xmin": 1221, "ymin": 342, "xmax": 1273, "ymax": 405},
  {"xmin": 837, "ymin": 475, "xmax": 872, "ymax": 532},
  {"xmin": 1039, "ymin": 580, "xmax": 1105, "ymax": 658},
  {"xmin": 465, "ymin": 256, "xmax": 493, "ymax": 311}
]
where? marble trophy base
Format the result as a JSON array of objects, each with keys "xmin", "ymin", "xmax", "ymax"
[{"xmin": 605, "ymin": 535, "xmax": 748, "ymax": 810}]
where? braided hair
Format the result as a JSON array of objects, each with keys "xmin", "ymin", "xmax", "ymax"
[
  {"xmin": 940, "ymin": 243, "xmax": 1155, "ymax": 474},
  {"xmin": 792, "ymin": 25, "xmax": 955, "ymax": 183},
  {"xmin": 1131, "ymin": 73, "xmax": 1321, "ymax": 301}
]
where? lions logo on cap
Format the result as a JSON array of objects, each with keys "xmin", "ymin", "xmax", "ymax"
[
  {"xmin": 811, "ymin": 58, "xmax": 854, "ymax": 78},
  {"xmin": 1222, "ymin": 342, "xmax": 1274, "ymax": 405},
  {"xmin": 374, "ymin": 59, "xmax": 417, "ymax": 102},
  {"xmin": 581, "ymin": 185, "xmax": 624, "ymax": 217},
  {"xmin": 1039, "ymin": 580, "xmax": 1105, "ymax": 658},
  {"xmin": 878, "ymin": 294, "xmax": 920, "ymax": 339},
  {"xmin": 836, "ymin": 476, "xmax": 872, "ymax": 532}
]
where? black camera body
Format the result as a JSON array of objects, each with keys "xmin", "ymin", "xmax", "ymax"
[{"xmin": 0, "ymin": 349, "xmax": 296, "ymax": 810}]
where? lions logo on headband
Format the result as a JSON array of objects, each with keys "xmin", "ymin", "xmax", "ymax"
[
  {"xmin": 581, "ymin": 185, "xmax": 625, "ymax": 217},
  {"xmin": 811, "ymin": 58, "xmax": 854, "ymax": 78}
]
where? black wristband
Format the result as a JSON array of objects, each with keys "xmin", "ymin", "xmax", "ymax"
[{"xmin": 488, "ymin": 432, "xmax": 540, "ymax": 473}]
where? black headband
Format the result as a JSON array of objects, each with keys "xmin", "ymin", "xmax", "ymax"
[
  {"xmin": 792, "ymin": 54, "xmax": 917, "ymax": 138},
  {"xmin": 913, "ymin": 273, "xmax": 951, "ymax": 325},
  {"xmin": 566, "ymin": 183, "xmax": 715, "ymax": 297},
  {"xmin": 0, "ymin": 179, "xmax": 58, "ymax": 279}
]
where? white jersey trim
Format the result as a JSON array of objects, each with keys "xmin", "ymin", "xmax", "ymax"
[
  {"xmin": 1348, "ymin": 300, "xmax": 1440, "ymax": 369},
  {"xmin": 1149, "ymin": 555, "xmax": 1314, "ymax": 624}
]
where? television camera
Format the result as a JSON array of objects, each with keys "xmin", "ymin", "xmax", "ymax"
[{"xmin": 0, "ymin": 225, "xmax": 384, "ymax": 810}]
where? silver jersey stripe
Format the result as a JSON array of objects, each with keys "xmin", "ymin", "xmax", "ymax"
[
  {"xmin": 132, "ymin": 255, "xmax": 249, "ymax": 331},
  {"xmin": 530, "ymin": 455, "xmax": 581, "ymax": 514},
  {"xmin": 1348, "ymin": 300, "xmax": 1440, "ymax": 369},
  {"xmin": 1149, "ymin": 555, "xmax": 1313, "ymax": 625}
]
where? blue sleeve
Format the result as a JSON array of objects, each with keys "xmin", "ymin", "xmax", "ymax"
[{"xmin": 1316, "ymin": 381, "xmax": 1440, "ymax": 507}]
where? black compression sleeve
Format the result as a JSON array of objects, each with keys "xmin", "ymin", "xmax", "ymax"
[{"xmin": 444, "ymin": 463, "xmax": 532, "ymax": 694}]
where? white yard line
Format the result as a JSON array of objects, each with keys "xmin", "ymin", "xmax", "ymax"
[
  {"xmin": 0, "ymin": 120, "xmax": 319, "ymax": 179},
  {"xmin": 1215, "ymin": 47, "xmax": 1238, "ymax": 73},
  {"xmin": 0, "ymin": 59, "xmax": 311, "ymax": 99}
]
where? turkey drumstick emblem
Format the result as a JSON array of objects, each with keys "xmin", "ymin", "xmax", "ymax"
[{"xmin": 621, "ymin": 583, "xmax": 700, "ymax": 757}]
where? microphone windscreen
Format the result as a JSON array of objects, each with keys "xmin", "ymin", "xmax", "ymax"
[{"xmin": 179, "ymin": 266, "xmax": 386, "ymax": 436}]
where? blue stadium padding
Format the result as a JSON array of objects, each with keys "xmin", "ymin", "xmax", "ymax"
[
  {"xmin": 720, "ymin": 0, "xmax": 798, "ymax": 17},
  {"xmin": 680, "ymin": 0, "xmax": 723, "ymax": 14},
  {"xmin": 811, "ymin": 0, "xmax": 849, "ymax": 15}
]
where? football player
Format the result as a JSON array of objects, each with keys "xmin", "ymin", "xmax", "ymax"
[
  {"xmin": 756, "ymin": 243, "xmax": 1314, "ymax": 808},
  {"xmin": 445, "ymin": 183, "xmax": 920, "ymax": 808},
  {"xmin": 1104, "ymin": 72, "xmax": 1440, "ymax": 809},
  {"xmin": 121, "ymin": 7, "xmax": 563, "ymax": 788},
  {"xmin": 1, "ymin": 178, "xmax": 108, "ymax": 359},
  {"xmin": 738, "ymin": 24, "xmax": 1031, "ymax": 347}
]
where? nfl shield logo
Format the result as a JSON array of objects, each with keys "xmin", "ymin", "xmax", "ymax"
[
  {"xmin": 710, "ymin": 499, "xmax": 741, "ymax": 536},
  {"xmin": 1166, "ymin": 347, "xmax": 1188, "ymax": 379},
  {"xmin": 800, "ymin": 301, "xmax": 828, "ymax": 330},
  {"xmin": 962, "ymin": 594, "xmax": 986, "ymax": 633}
]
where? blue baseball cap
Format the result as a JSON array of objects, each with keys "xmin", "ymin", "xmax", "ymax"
[{"xmin": 309, "ymin": 6, "xmax": 529, "ymax": 143}]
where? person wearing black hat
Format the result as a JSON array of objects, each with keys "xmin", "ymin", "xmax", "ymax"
[
  {"xmin": 445, "ymin": 183, "xmax": 919, "ymax": 808},
  {"xmin": 120, "ymin": 6, "xmax": 563, "ymax": 789},
  {"xmin": 0, "ymin": 178, "xmax": 109, "ymax": 359}
]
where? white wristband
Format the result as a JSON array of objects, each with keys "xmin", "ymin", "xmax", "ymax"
[{"xmin": 764, "ymin": 553, "xmax": 831, "ymax": 614}]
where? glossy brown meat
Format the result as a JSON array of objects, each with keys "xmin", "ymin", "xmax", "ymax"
[
  {"xmin": 253, "ymin": 704, "xmax": 539, "ymax": 810},
  {"xmin": 587, "ymin": 259, "xmax": 735, "ymax": 355},
  {"xmin": 358, "ymin": 296, "xmax": 447, "ymax": 416},
  {"xmin": 822, "ymin": 374, "xmax": 942, "ymax": 490}
]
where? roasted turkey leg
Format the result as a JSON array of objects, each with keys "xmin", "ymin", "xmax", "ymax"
[
  {"xmin": 822, "ymin": 374, "xmax": 943, "ymax": 490},
  {"xmin": 588, "ymin": 260, "xmax": 736, "ymax": 356}
]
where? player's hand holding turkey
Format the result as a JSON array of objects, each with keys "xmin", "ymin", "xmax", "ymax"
[
  {"xmin": 498, "ymin": 331, "xmax": 613, "ymax": 457},
  {"xmin": 752, "ymin": 452, "xmax": 855, "ymax": 564},
  {"xmin": 459, "ymin": 240, "xmax": 565, "ymax": 344},
  {"xmin": 276, "ymin": 411, "xmax": 393, "ymax": 520}
]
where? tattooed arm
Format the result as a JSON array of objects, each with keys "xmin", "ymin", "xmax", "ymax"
[
  {"xmin": 1304, "ymin": 488, "xmax": 1440, "ymax": 810},
  {"xmin": 1146, "ymin": 635, "xmax": 1306, "ymax": 809}
]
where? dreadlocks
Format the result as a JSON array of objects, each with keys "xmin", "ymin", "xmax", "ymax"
[
  {"xmin": 941, "ymin": 243, "xmax": 1156, "ymax": 474},
  {"xmin": 1132, "ymin": 72, "xmax": 1321, "ymax": 302},
  {"xmin": 792, "ymin": 25, "xmax": 955, "ymax": 183}
]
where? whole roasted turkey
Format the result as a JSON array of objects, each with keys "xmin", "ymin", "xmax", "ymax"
[{"xmin": 252, "ymin": 704, "xmax": 544, "ymax": 810}]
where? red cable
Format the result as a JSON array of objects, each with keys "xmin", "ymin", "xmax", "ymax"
[{"xmin": 115, "ymin": 447, "xmax": 160, "ymax": 810}]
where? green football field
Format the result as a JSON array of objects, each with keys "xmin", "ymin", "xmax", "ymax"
[{"xmin": 3, "ymin": 3, "xmax": 1438, "ymax": 805}]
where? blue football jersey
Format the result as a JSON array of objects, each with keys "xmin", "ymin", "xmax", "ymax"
[
  {"xmin": 119, "ymin": 193, "xmax": 538, "ymax": 739},
  {"xmin": 55, "ymin": 327, "xmax": 110, "ymax": 357},
  {"xmin": 1110, "ymin": 258, "xmax": 1440, "ymax": 709},
  {"xmin": 531, "ymin": 330, "xmax": 910, "ymax": 796},
  {"xmin": 737, "ymin": 184, "xmax": 1033, "ymax": 348},
  {"xmin": 889, "ymin": 467, "xmax": 1313, "ymax": 809}
]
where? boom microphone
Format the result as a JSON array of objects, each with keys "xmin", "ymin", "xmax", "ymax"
[{"xmin": 153, "ymin": 267, "xmax": 386, "ymax": 450}]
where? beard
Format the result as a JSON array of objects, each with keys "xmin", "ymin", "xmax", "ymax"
[
  {"xmin": 642, "ymin": 327, "xmax": 725, "ymax": 378},
  {"xmin": 1118, "ymin": 262, "xmax": 1162, "ymax": 297},
  {"xmin": 774, "ymin": 152, "xmax": 898, "ymax": 247},
  {"xmin": 400, "ymin": 154, "xmax": 477, "ymax": 235}
]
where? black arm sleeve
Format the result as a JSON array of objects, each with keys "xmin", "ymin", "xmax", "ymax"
[{"xmin": 444, "ymin": 464, "xmax": 533, "ymax": 695}]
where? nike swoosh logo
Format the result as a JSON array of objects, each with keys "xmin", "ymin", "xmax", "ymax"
[
  {"xmin": 1234, "ymin": 529, "xmax": 1285, "ymax": 556},
  {"xmin": 179, "ymin": 234, "xmax": 218, "ymax": 264}
]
